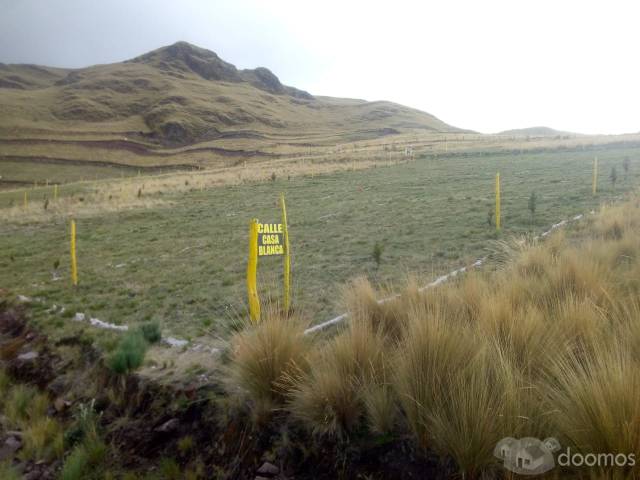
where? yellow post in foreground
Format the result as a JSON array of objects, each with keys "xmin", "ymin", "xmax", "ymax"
[
  {"xmin": 23, "ymin": 191, "xmax": 28, "ymax": 209},
  {"xmin": 495, "ymin": 172, "xmax": 501, "ymax": 231},
  {"xmin": 70, "ymin": 220, "xmax": 78, "ymax": 286},
  {"xmin": 247, "ymin": 218, "xmax": 260, "ymax": 323},
  {"xmin": 280, "ymin": 193, "xmax": 291, "ymax": 314},
  {"xmin": 592, "ymin": 156, "xmax": 598, "ymax": 195},
  {"xmin": 54, "ymin": 184, "xmax": 58, "ymax": 201}
]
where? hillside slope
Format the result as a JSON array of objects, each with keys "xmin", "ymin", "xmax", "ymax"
[
  {"xmin": 498, "ymin": 126, "xmax": 576, "ymax": 136},
  {"xmin": 0, "ymin": 41, "xmax": 460, "ymax": 146}
]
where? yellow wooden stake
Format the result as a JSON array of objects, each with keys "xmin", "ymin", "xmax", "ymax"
[
  {"xmin": 280, "ymin": 193, "xmax": 291, "ymax": 314},
  {"xmin": 247, "ymin": 218, "xmax": 260, "ymax": 323},
  {"xmin": 54, "ymin": 184, "xmax": 58, "ymax": 201},
  {"xmin": 592, "ymin": 156, "xmax": 598, "ymax": 195},
  {"xmin": 495, "ymin": 172, "xmax": 501, "ymax": 231},
  {"xmin": 70, "ymin": 219, "xmax": 78, "ymax": 286},
  {"xmin": 23, "ymin": 191, "xmax": 28, "ymax": 209}
]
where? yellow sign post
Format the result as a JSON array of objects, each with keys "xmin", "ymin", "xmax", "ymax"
[
  {"xmin": 495, "ymin": 172, "xmax": 501, "ymax": 231},
  {"xmin": 23, "ymin": 191, "xmax": 28, "ymax": 209},
  {"xmin": 592, "ymin": 156, "xmax": 598, "ymax": 195},
  {"xmin": 280, "ymin": 193, "xmax": 291, "ymax": 314},
  {"xmin": 257, "ymin": 223, "xmax": 284, "ymax": 256},
  {"xmin": 54, "ymin": 184, "xmax": 58, "ymax": 201},
  {"xmin": 70, "ymin": 219, "xmax": 78, "ymax": 286},
  {"xmin": 246, "ymin": 194, "xmax": 292, "ymax": 321},
  {"xmin": 247, "ymin": 218, "xmax": 260, "ymax": 323}
]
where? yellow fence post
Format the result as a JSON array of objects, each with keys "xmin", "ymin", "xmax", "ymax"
[
  {"xmin": 70, "ymin": 219, "xmax": 78, "ymax": 286},
  {"xmin": 247, "ymin": 218, "xmax": 260, "ymax": 323},
  {"xmin": 23, "ymin": 191, "xmax": 28, "ymax": 209},
  {"xmin": 495, "ymin": 172, "xmax": 501, "ymax": 231},
  {"xmin": 280, "ymin": 193, "xmax": 291, "ymax": 314},
  {"xmin": 54, "ymin": 184, "xmax": 58, "ymax": 201},
  {"xmin": 592, "ymin": 156, "xmax": 598, "ymax": 195}
]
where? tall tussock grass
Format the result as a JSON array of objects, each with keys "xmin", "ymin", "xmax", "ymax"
[
  {"xmin": 228, "ymin": 197, "xmax": 640, "ymax": 477},
  {"xmin": 289, "ymin": 317, "xmax": 390, "ymax": 437},
  {"xmin": 227, "ymin": 305, "xmax": 310, "ymax": 420}
]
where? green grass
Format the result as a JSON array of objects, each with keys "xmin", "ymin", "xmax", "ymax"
[
  {"xmin": 0, "ymin": 462, "xmax": 21, "ymax": 480},
  {"xmin": 0, "ymin": 146, "xmax": 638, "ymax": 344}
]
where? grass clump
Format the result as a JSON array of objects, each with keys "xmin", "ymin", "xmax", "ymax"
[
  {"xmin": 138, "ymin": 321, "xmax": 161, "ymax": 344},
  {"xmin": 0, "ymin": 462, "xmax": 21, "ymax": 480},
  {"xmin": 544, "ymin": 341, "xmax": 640, "ymax": 459},
  {"xmin": 61, "ymin": 400, "xmax": 106, "ymax": 480},
  {"xmin": 228, "ymin": 309, "xmax": 310, "ymax": 419},
  {"xmin": 107, "ymin": 331, "xmax": 148, "ymax": 374},
  {"xmin": 4, "ymin": 385, "xmax": 48, "ymax": 428},
  {"xmin": 289, "ymin": 319, "xmax": 388, "ymax": 437},
  {"xmin": 60, "ymin": 438, "xmax": 107, "ymax": 480},
  {"xmin": 21, "ymin": 416, "xmax": 65, "ymax": 461}
]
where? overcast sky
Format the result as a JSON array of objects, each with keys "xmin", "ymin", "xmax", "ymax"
[{"xmin": 1, "ymin": 0, "xmax": 638, "ymax": 134}]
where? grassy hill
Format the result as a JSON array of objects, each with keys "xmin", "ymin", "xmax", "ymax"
[
  {"xmin": 0, "ymin": 42, "xmax": 468, "ymax": 187},
  {"xmin": 498, "ymin": 126, "xmax": 576, "ymax": 136}
]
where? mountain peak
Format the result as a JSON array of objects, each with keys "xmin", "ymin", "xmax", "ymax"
[
  {"xmin": 129, "ymin": 41, "xmax": 312, "ymax": 99},
  {"xmin": 130, "ymin": 41, "xmax": 240, "ymax": 82}
]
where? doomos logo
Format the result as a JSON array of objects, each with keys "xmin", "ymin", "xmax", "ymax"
[
  {"xmin": 495, "ymin": 437, "xmax": 636, "ymax": 475},
  {"xmin": 494, "ymin": 437, "xmax": 560, "ymax": 475}
]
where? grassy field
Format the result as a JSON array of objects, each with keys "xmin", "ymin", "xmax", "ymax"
[{"xmin": 0, "ymin": 145, "xmax": 638, "ymax": 347}]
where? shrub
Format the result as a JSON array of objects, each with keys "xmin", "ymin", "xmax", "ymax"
[
  {"xmin": 138, "ymin": 322, "xmax": 161, "ymax": 344},
  {"xmin": 107, "ymin": 331, "xmax": 148, "ymax": 374},
  {"xmin": 372, "ymin": 241, "xmax": 384, "ymax": 270}
]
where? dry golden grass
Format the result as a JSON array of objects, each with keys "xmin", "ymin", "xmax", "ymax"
[
  {"xmin": 228, "ymin": 194, "xmax": 640, "ymax": 477},
  {"xmin": 226, "ymin": 305, "xmax": 310, "ymax": 420},
  {"xmin": 0, "ymin": 153, "xmax": 406, "ymax": 224}
]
